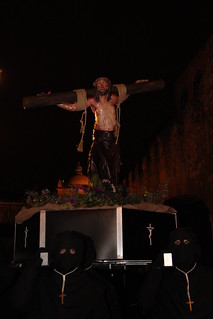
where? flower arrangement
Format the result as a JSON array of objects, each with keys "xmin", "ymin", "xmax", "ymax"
[
  {"xmin": 25, "ymin": 175, "xmax": 143, "ymax": 208},
  {"xmin": 25, "ymin": 176, "xmax": 169, "ymax": 208}
]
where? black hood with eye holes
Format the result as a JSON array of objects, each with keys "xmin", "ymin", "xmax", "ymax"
[
  {"xmin": 49, "ymin": 231, "xmax": 86, "ymax": 273},
  {"xmin": 168, "ymin": 227, "xmax": 201, "ymax": 271}
]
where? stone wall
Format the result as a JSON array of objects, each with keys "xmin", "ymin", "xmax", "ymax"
[{"xmin": 127, "ymin": 34, "xmax": 213, "ymax": 218}]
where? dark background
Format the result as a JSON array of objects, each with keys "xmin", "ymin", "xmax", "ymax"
[{"xmin": 0, "ymin": 1, "xmax": 213, "ymax": 199}]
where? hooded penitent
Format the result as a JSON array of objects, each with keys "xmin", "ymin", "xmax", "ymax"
[
  {"xmin": 50, "ymin": 230, "xmax": 86, "ymax": 273},
  {"xmin": 168, "ymin": 227, "xmax": 201, "ymax": 272}
]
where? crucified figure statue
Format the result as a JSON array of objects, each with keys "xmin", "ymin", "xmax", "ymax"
[
  {"xmin": 57, "ymin": 77, "xmax": 148, "ymax": 186},
  {"xmin": 28, "ymin": 77, "xmax": 164, "ymax": 186}
]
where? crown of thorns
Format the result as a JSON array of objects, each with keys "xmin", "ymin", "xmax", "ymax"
[{"xmin": 93, "ymin": 77, "xmax": 111, "ymax": 87}]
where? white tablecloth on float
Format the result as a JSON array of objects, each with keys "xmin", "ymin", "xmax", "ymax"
[{"xmin": 15, "ymin": 202, "xmax": 177, "ymax": 224}]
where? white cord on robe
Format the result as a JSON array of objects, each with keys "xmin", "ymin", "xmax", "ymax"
[
  {"xmin": 54, "ymin": 267, "xmax": 78, "ymax": 303},
  {"xmin": 175, "ymin": 262, "xmax": 197, "ymax": 311}
]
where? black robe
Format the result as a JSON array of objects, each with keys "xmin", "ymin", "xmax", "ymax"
[
  {"xmin": 10, "ymin": 257, "xmax": 114, "ymax": 319},
  {"xmin": 137, "ymin": 262, "xmax": 213, "ymax": 319},
  {"xmin": 85, "ymin": 266, "xmax": 122, "ymax": 319},
  {"xmin": 0, "ymin": 262, "xmax": 20, "ymax": 319}
]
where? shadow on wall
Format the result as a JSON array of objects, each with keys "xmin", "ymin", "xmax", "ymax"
[{"xmin": 164, "ymin": 194, "xmax": 213, "ymax": 268}]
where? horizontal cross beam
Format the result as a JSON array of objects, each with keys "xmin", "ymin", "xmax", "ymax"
[{"xmin": 23, "ymin": 79, "xmax": 165, "ymax": 110}]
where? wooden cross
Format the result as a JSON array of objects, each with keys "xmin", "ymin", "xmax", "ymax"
[
  {"xmin": 22, "ymin": 79, "xmax": 165, "ymax": 109},
  {"xmin": 59, "ymin": 291, "xmax": 67, "ymax": 304},
  {"xmin": 186, "ymin": 298, "xmax": 194, "ymax": 312}
]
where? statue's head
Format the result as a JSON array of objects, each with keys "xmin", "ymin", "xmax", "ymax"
[
  {"xmin": 93, "ymin": 77, "xmax": 112, "ymax": 101},
  {"xmin": 93, "ymin": 77, "xmax": 111, "ymax": 88}
]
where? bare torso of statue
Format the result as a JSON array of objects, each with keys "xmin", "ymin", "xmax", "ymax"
[{"xmin": 89, "ymin": 96, "xmax": 118, "ymax": 131}]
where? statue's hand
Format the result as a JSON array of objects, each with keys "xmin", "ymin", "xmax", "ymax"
[
  {"xmin": 135, "ymin": 79, "xmax": 149, "ymax": 84},
  {"xmin": 37, "ymin": 91, "xmax": 52, "ymax": 96}
]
